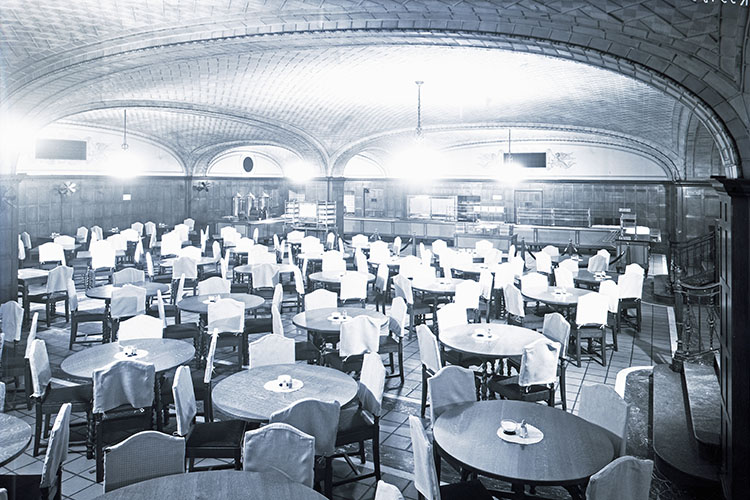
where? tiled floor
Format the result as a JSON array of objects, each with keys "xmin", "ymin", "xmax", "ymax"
[{"xmin": 1, "ymin": 258, "xmax": 676, "ymax": 500}]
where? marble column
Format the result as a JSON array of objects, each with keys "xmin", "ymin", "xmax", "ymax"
[{"xmin": 712, "ymin": 177, "xmax": 750, "ymax": 499}]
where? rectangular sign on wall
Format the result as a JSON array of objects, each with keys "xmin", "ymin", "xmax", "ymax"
[{"xmin": 35, "ymin": 139, "xmax": 87, "ymax": 160}]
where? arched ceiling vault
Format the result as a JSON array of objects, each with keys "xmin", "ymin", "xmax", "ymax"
[{"xmin": 1, "ymin": 1, "xmax": 746, "ymax": 177}]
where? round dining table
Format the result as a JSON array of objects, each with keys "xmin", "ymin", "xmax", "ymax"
[
  {"xmin": 0, "ymin": 413, "xmax": 32, "ymax": 467},
  {"xmin": 292, "ymin": 307, "xmax": 388, "ymax": 348},
  {"xmin": 412, "ymin": 277, "xmax": 466, "ymax": 297},
  {"xmin": 439, "ymin": 323, "xmax": 546, "ymax": 399},
  {"xmin": 85, "ymin": 282, "xmax": 170, "ymax": 301},
  {"xmin": 433, "ymin": 400, "xmax": 615, "ymax": 499},
  {"xmin": 522, "ymin": 286, "xmax": 590, "ymax": 317},
  {"xmin": 212, "ymin": 363, "xmax": 358, "ymax": 422},
  {"xmin": 573, "ymin": 270, "xmax": 621, "ymax": 289},
  {"xmin": 233, "ymin": 263, "xmax": 297, "ymax": 281},
  {"xmin": 93, "ymin": 470, "xmax": 327, "ymax": 500},
  {"xmin": 451, "ymin": 262, "xmax": 497, "ymax": 277},
  {"xmin": 159, "ymin": 256, "xmax": 217, "ymax": 269},
  {"xmin": 60, "ymin": 338, "xmax": 195, "ymax": 379},
  {"xmin": 18, "ymin": 268, "xmax": 50, "ymax": 324},
  {"xmin": 308, "ymin": 270, "xmax": 375, "ymax": 287},
  {"xmin": 177, "ymin": 293, "xmax": 265, "ymax": 315}
]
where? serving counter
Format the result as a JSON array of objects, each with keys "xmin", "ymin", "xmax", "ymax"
[{"xmin": 215, "ymin": 218, "xmax": 286, "ymax": 241}]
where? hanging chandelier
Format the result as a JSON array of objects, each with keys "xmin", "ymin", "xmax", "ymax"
[
  {"xmin": 121, "ymin": 109, "xmax": 129, "ymax": 150},
  {"xmin": 415, "ymin": 80, "xmax": 424, "ymax": 140}
]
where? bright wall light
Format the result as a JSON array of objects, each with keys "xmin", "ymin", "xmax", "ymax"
[
  {"xmin": 285, "ymin": 160, "xmax": 316, "ymax": 182},
  {"xmin": 108, "ymin": 148, "xmax": 143, "ymax": 178},
  {"xmin": 388, "ymin": 141, "xmax": 446, "ymax": 182},
  {"xmin": 495, "ymin": 159, "xmax": 525, "ymax": 185}
]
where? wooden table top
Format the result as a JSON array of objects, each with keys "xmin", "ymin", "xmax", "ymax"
[
  {"xmin": 439, "ymin": 324, "xmax": 546, "ymax": 358},
  {"xmin": 308, "ymin": 271, "xmax": 375, "ymax": 285},
  {"xmin": 60, "ymin": 338, "xmax": 195, "ymax": 379},
  {"xmin": 0, "ymin": 413, "xmax": 32, "ymax": 467},
  {"xmin": 233, "ymin": 263, "xmax": 297, "ymax": 275},
  {"xmin": 212, "ymin": 363, "xmax": 358, "ymax": 422},
  {"xmin": 573, "ymin": 270, "xmax": 621, "ymax": 287},
  {"xmin": 412, "ymin": 277, "xmax": 467, "ymax": 295},
  {"xmin": 451, "ymin": 262, "xmax": 498, "ymax": 275},
  {"xmin": 522, "ymin": 286, "xmax": 590, "ymax": 307},
  {"xmin": 17, "ymin": 268, "xmax": 49, "ymax": 283},
  {"xmin": 292, "ymin": 307, "xmax": 387, "ymax": 334},
  {"xmin": 177, "ymin": 293, "xmax": 265, "ymax": 314},
  {"xmin": 433, "ymin": 400, "xmax": 615, "ymax": 486},
  {"xmin": 94, "ymin": 470, "xmax": 326, "ymax": 500},
  {"xmin": 85, "ymin": 282, "xmax": 170, "ymax": 300}
]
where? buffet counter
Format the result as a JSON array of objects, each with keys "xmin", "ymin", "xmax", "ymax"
[
  {"xmin": 215, "ymin": 218, "xmax": 286, "ymax": 241},
  {"xmin": 344, "ymin": 217, "xmax": 455, "ymax": 240}
]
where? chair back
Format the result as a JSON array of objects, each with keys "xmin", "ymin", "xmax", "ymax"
[
  {"xmin": 173, "ymin": 364, "xmax": 202, "ymax": 438},
  {"xmin": 28, "ymin": 339, "xmax": 52, "ymax": 398},
  {"xmin": 24, "ymin": 313, "xmax": 40, "ymax": 359},
  {"xmin": 392, "ymin": 274, "xmax": 414, "ymax": 306},
  {"xmin": 91, "ymin": 226, "xmax": 104, "ymax": 241},
  {"xmin": 46, "ymin": 265, "xmax": 73, "ymax": 294},
  {"xmin": 454, "ymin": 280, "xmax": 480, "ymax": 310},
  {"xmin": 130, "ymin": 222, "xmax": 144, "ymax": 236},
  {"xmin": 76, "ymin": 226, "xmax": 89, "ymax": 243},
  {"xmin": 375, "ymin": 263, "xmax": 389, "ymax": 293},
  {"xmin": 212, "ymin": 240, "xmax": 222, "ymax": 261},
  {"xmin": 618, "ymin": 272, "xmax": 643, "ymax": 300},
  {"xmin": 625, "ymin": 263, "xmax": 644, "ymax": 276},
  {"xmin": 160, "ymin": 232, "xmax": 181, "ymax": 257},
  {"xmin": 93, "ymin": 360, "xmax": 155, "ymax": 414},
  {"xmin": 91, "ymin": 240, "xmax": 116, "ymax": 270},
  {"xmin": 518, "ymin": 339, "xmax": 561, "ymax": 387},
  {"xmin": 249, "ymin": 333, "xmax": 295, "ymax": 368},
  {"xmin": 478, "ymin": 270, "xmax": 493, "ymax": 301},
  {"xmin": 292, "ymin": 266, "xmax": 305, "ymax": 295},
  {"xmin": 492, "ymin": 263, "xmax": 514, "ymax": 290},
  {"xmin": 374, "ymin": 481, "xmax": 404, "ymax": 500},
  {"xmin": 392, "ymin": 236, "xmax": 402, "ymax": 256},
  {"xmin": 197, "ymin": 276, "xmax": 230, "ymax": 295},
  {"xmin": 416, "ymin": 325, "xmax": 442, "ymax": 374},
  {"xmin": 174, "ymin": 223, "xmax": 189, "ymax": 242},
  {"xmin": 409, "ymin": 416, "xmax": 441, "ymax": 500},
  {"xmin": 389, "ymin": 297, "xmax": 408, "ymax": 338},
  {"xmin": 598, "ymin": 280, "xmax": 620, "ymax": 313},
  {"xmin": 474, "ymin": 239, "xmax": 493, "ymax": 257},
  {"xmin": 107, "ymin": 234, "xmax": 128, "ymax": 252},
  {"xmin": 521, "ymin": 272, "xmax": 548, "ymax": 294},
  {"xmin": 120, "ymin": 228, "xmax": 139, "ymax": 243},
  {"xmin": 325, "ymin": 232, "xmax": 335, "ymax": 249},
  {"xmin": 436, "ymin": 302, "xmax": 467, "ymax": 332},
  {"xmin": 340, "ymin": 272, "xmax": 368, "ymax": 302},
  {"xmin": 339, "ymin": 315, "xmax": 382, "ymax": 357},
  {"xmin": 558, "ymin": 258, "xmax": 580, "ymax": 275},
  {"xmin": 104, "ymin": 431, "xmax": 185, "ymax": 493},
  {"xmin": 355, "ymin": 249, "xmax": 368, "ymax": 273},
  {"xmin": 431, "ymin": 239, "xmax": 447, "ymax": 256},
  {"xmin": 1, "ymin": 300, "xmax": 24, "ymax": 342},
  {"xmin": 541, "ymin": 245, "xmax": 560, "ymax": 257},
  {"xmin": 351, "ymin": 234, "xmax": 368, "ymax": 249},
  {"xmin": 207, "ymin": 298, "xmax": 245, "ymax": 333},
  {"xmin": 322, "ymin": 251, "xmax": 346, "ymax": 272},
  {"xmin": 596, "ymin": 249, "xmax": 611, "ymax": 264},
  {"xmin": 110, "ymin": 284, "xmax": 147, "ymax": 319},
  {"xmin": 301, "ymin": 235, "xmax": 322, "ymax": 254},
  {"xmin": 178, "ymin": 246, "xmax": 202, "ymax": 261},
  {"xmin": 542, "ymin": 313, "xmax": 571, "ymax": 359},
  {"xmin": 242, "ymin": 423, "xmax": 315, "ymax": 487},
  {"xmin": 503, "ymin": 284, "xmax": 525, "ymax": 318},
  {"xmin": 133, "ymin": 240, "xmax": 144, "ymax": 264},
  {"xmin": 113, "ymin": 268, "xmax": 144, "ymax": 285},
  {"xmin": 536, "ymin": 251, "xmax": 553, "ymax": 274},
  {"xmin": 220, "ymin": 226, "xmax": 238, "ymax": 244},
  {"xmin": 304, "ymin": 289, "xmax": 337, "ymax": 310},
  {"xmin": 578, "ymin": 383, "xmax": 629, "ymax": 456},
  {"xmin": 554, "ymin": 268, "xmax": 575, "ymax": 289},
  {"xmin": 428, "ymin": 365, "xmax": 476, "ymax": 424},
  {"xmin": 587, "ymin": 255, "xmax": 608, "ymax": 273},
  {"xmin": 21, "ymin": 231, "xmax": 32, "ymax": 248},
  {"xmin": 40, "ymin": 403, "xmax": 71, "ymax": 498},
  {"xmin": 398, "ymin": 255, "xmax": 422, "ymax": 279},
  {"xmin": 220, "ymin": 256, "xmax": 229, "ymax": 280},
  {"xmin": 0, "ymin": 381, "xmax": 5, "ymax": 413},
  {"xmin": 171, "ymin": 256, "xmax": 197, "ymax": 280},
  {"xmin": 420, "ymin": 248, "xmax": 433, "ymax": 268},
  {"xmin": 358, "ymin": 351, "xmax": 386, "ymax": 418},
  {"xmin": 509, "ymin": 256, "xmax": 525, "ymax": 278},
  {"xmin": 482, "ymin": 248, "xmax": 501, "ymax": 265},
  {"xmin": 575, "ymin": 292, "xmax": 609, "ymax": 327},
  {"xmin": 269, "ymin": 398, "xmax": 340, "ymax": 456},
  {"xmin": 182, "ymin": 218, "xmax": 195, "ymax": 231},
  {"xmin": 18, "ymin": 236, "xmax": 26, "ymax": 261},
  {"xmin": 144, "ymin": 222, "xmax": 156, "ymax": 236},
  {"xmin": 369, "ymin": 241, "xmax": 390, "ymax": 264},
  {"xmin": 39, "ymin": 242, "xmax": 66, "ymax": 266},
  {"xmin": 585, "ymin": 456, "xmax": 653, "ymax": 500},
  {"xmin": 117, "ymin": 314, "xmax": 164, "ymax": 341},
  {"xmin": 173, "ymin": 274, "xmax": 186, "ymax": 305},
  {"xmin": 271, "ymin": 302, "xmax": 284, "ymax": 337},
  {"xmin": 252, "ymin": 263, "xmax": 280, "ymax": 290}
]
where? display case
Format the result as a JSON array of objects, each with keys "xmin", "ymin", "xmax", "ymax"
[
  {"xmin": 407, "ymin": 195, "xmax": 456, "ymax": 221},
  {"xmin": 455, "ymin": 222, "xmax": 517, "ymax": 251}
]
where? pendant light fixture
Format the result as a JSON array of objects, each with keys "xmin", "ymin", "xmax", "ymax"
[
  {"xmin": 415, "ymin": 80, "xmax": 424, "ymax": 140},
  {"xmin": 121, "ymin": 109, "xmax": 129, "ymax": 150}
]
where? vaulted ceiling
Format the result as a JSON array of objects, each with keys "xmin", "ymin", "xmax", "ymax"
[{"xmin": 1, "ymin": 1, "xmax": 746, "ymax": 177}]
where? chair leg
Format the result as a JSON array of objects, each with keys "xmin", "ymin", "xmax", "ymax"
[
  {"xmin": 576, "ymin": 332, "xmax": 582, "ymax": 368},
  {"xmin": 388, "ymin": 353, "xmax": 395, "ymax": 374},
  {"xmin": 69, "ymin": 318, "xmax": 78, "ymax": 350},
  {"xmin": 421, "ymin": 367, "xmax": 428, "ymax": 418},
  {"xmin": 601, "ymin": 334, "xmax": 607, "ymax": 367},
  {"xmin": 559, "ymin": 366, "xmax": 567, "ymax": 412},
  {"xmin": 636, "ymin": 301, "xmax": 642, "ymax": 332},
  {"xmin": 34, "ymin": 405, "xmax": 43, "ymax": 456},
  {"xmin": 373, "ymin": 428, "xmax": 381, "ymax": 481},
  {"xmin": 324, "ymin": 456, "xmax": 333, "ymax": 499},
  {"xmin": 96, "ymin": 423, "xmax": 104, "ymax": 482},
  {"xmin": 398, "ymin": 345, "xmax": 404, "ymax": 385}
]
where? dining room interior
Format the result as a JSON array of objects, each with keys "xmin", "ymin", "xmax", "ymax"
[{"xmin": 0, "ymin": 1, "xmax": 748, "ymax": 500}]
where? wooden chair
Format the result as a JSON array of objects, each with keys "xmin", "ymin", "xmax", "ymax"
[
  {"xmin": 242, "ymin": 423, "xmax": 315, "ymax": 487},
  {"xmin": 489, "ymin": 338, "xmax": 560, "ymax": 408},
  {"xmin": 379, "ymin": 297, "xmax": 407, "ymax": 383},
  {"xmin": 103, "ymin": 431, "xmax": 185, "ymax": 493},
  {"xmin": 585, "ymin": 456, "xmax": 653, "ymax": 500}
]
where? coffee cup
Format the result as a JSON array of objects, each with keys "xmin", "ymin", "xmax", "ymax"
[{"xmin": 277, "ymin": 375, "xmax": 292, "ymax": 389}]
